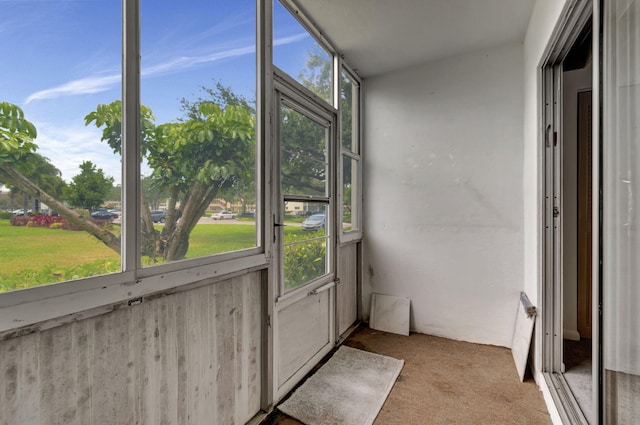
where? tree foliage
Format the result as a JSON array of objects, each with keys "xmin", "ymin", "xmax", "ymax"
[
  {"xmin": 64, "ymin": 161, "xmax": 115, "ymax": 211},
  {"xmin": 0, "ymin": 103, "xmax": 120, "ymax": 252},
  {"xmin": 0, "ymin": 102, "xmax": 37, "ymax": 164},
  {"xmin": 86, "ymin": 89, "xmax": 255, "ymax": 261}
]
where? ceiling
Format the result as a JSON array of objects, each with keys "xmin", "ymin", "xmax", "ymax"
[{"xmin": 294, "ymin": 0, "xmax": 536, "ymax": 78}]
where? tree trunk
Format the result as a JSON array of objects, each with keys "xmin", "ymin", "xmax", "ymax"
[
  {"xmin": 163, "ymin": 182, "xmax": 218, "ymax": 262},
  {"xmin": 0, "ymin": 165, "xmax": 121, "ymax": 254}
]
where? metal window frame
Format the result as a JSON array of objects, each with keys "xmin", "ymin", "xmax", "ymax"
[
  {"xmin": 273, "ymin": 68, "xmax": 338, "ymax": 303},
  {"xmin": 338, "ymin": 64, "xmax": 363, "ymax": 243},
  {"xmin": 0, "ymin": 0, "xmax": 268, "ymax": 336}
]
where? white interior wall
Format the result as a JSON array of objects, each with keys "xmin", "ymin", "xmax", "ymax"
[
  {"xmin": 562, "ymin": 63, "xmax": 593, "ymax": 342},
  {"xmin": 362, "ymin": 42, "xmax": 524, "ymax": 348}
]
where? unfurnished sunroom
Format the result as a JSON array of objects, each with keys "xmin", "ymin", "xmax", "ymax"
[{"xmin": 1, "ymin": 0, "xmax": 639, "ymax": 424}]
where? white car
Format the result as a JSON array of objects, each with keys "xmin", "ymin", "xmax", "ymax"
[{"xmin": 211, "ymin": 210, "xmax": 236, "ymax": 220}]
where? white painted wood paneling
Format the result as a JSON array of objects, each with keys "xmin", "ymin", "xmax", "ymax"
[
  {"xmin": 277, "ymin": 290, "xmax": 331, "ymax": 388},
  {"xmin": 337, "ymin": 242, "xmax": 358, "ymax": 336},
  {"xmin": 0, "ymin": 272, "xmax": 262, "ymax": 425}
]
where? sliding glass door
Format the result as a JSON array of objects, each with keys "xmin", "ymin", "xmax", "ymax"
[{"xmin": 603, "ymin": 0, "xmax": 640, "ymax": 422}]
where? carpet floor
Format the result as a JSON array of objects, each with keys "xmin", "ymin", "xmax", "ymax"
[{"xmin": 264, "ymin": 325, "xmax": 552, "ymax": 425}]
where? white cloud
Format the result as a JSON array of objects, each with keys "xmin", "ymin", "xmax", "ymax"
[
  {"xmin": 25, "ymin": 74, "xmax": 120, "ymax": 104},
  {"xmin": 34, "ymin": 121, "xmax": 122, "ymax": 184},
  {"xmin": 23, "ymin": 32, "xmax": 308, "ymax": 104},
  {"xmin": 274, "ymin": 32, "xmax": 309, "ymax": 46}
]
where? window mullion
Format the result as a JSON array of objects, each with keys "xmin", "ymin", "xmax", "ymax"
[{"xmin": 122, "ymin": 0, "xmax": 141, "ymax": 272}]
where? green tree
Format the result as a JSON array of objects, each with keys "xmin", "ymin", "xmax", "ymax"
[
  {"xmin": 64, "ymin": 161, "xmax": 114, "ymax": 211},
  {"xmin": 86, "ymin": 92, "xmax": 255, "ymax": 261},
  {"xmin": 107, "ymin": 184, "xmax": 121, "ymax": 203},
  {"xmin": 0, "ymin": 102, "xmax": 119, "ymax": 252}
]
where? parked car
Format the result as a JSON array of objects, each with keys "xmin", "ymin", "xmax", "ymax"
[
  {"xmin": 150, "ymin": 210, "xmax": 167, "ymax": 223},
  {"xmin": 211, "ymin": 210, "xmax": 236, "ymax": 220},
  {"xmin": 90, "ymin": 209, "xmax": 117, "ymax": 220},
  {"xmin": 12, "ymin": 209, "xmax": 32, "ymax": 216},
  {"xmin": 108, "ymin": 209, "xmax": 121, "ymax": 218},
  {"xmin": 301, "ymin": 213, "xmax": 325, "ymax": 231}
]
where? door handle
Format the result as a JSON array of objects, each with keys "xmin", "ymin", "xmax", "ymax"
[{"xmin": 309, "ymin": 281, "xmax": 335, "ymax": 296}]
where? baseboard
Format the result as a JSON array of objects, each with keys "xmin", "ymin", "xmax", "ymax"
[{"xmin": 564, "ymin": 328, "xmax": 581, "ymax": 341}]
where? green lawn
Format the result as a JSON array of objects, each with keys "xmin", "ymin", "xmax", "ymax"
[
  {"xmin": 0, "ymin": 219, "xmax": 325, "ymax": 292},
  {"xmin": 0, "ymin": 220, "xmax": 258, "ymax": 292},
  {"xmin": 0, "ymin": 220, "xmax": 120, "ymax": 272}
]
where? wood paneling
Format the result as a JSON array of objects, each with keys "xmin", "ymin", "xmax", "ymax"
[
  {"xmin": 337, "ymin": 243, "xmax": 359, "ymax": 336},
  {"xmin": 0, "ymin": 272, "xmax": 263, "ymax": 425},
  {"xmin": 277, "ymin": 290, "xmax": 331, "ymax": 388}
]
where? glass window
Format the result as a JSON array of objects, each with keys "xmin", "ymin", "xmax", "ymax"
[
  {"xmin": 342, "ymin": 156, "xmax": 359, "ymax": 232},
  {"xmin": 273, "ymin": 1, "xmax": 333, "ymax": 104},
  {"xmin": 280, "ymin": 104, "xmax": 329, "ymax": 198},
  {"xmin": 0, "ymin": 0, "xmax": 122, "ymax": 292},
  {"xmin": 0, "ymin": 0, "xmax": 260, "ymax": 293},
  {"xmin": 603, "ymin": 0, "xmax": 640, "ymax": 421},
  {"xmin": 139, "ymin": 0, "xmax": 257, "ymax": 266},
  {"xmin": 340, "ymin": 68, "xmax": 361, "ymax": 237},
  {"xmin": 283, "ymin": 202, "xmax": 328, "ymax": 290},
  {"xmin": 341, "ymin": 70, "xmax": 360, "ymax": 154}
]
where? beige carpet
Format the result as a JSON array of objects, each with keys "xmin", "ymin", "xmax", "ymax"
[
  {"xmin": 264, "ymin": 325, "xmax": 552, "ymax": 425},
  {"xmin": 278, "ymin": 346, "xmax": 404, "ymax": 425}
]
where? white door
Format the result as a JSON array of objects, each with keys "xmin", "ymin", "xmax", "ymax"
[{"xmin": 273, "ymin": 72, "xmax": 337, "ymax": 399}]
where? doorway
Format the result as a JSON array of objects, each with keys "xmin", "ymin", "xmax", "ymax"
[
  {"xmin": 562, "ymin": 29, "xmax": 594, "ymax": 418},
  {"xmin": 272, "ymin": 70, "xmax": 338, "ymax": 401},
  {"xmin": 541, "ymin": 5, "xmax": 596, "ymax": 424}
]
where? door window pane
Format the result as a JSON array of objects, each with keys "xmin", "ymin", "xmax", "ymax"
[
  {"xmin": 283, "ymin": 193, "xmax": 329, "ymax": 293},
  {"xmin": 280, "ymin": 105, "xmax": 328, "ymax": 197},
  {"xmin": 284, "ymin": 202, "xmax": 327, "ymax": 244},
  {"xmin": 604, "ymin": 0, "xmax": 640, "ymax": 421},
  {"xmin": 0, "ymin": 0, "xmax": 122, "ymax": 291},
  {"xmin": 139, "ymin": 0, "xmax": 257, "ymax": 266},
  {"xmin": 273, "ymin": 1, "xmax": 333, "ymax": 104}
]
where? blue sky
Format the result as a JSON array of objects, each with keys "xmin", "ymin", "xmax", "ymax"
[{"xmin": 1, "ymin": 0, "xmax": 318, "ymax": 185}]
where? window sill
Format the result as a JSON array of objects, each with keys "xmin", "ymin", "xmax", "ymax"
[{"xmin": 0, "ymin": 252, "xmax": 268, "ymax": 340}]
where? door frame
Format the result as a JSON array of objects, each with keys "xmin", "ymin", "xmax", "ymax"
[
  {"xmin": 539, "ymin": 0, "xmax": 601, "ymax": 423},
  {"xmin": 271, "ymin": 67, "xmax": 339, "ymax": 401}
]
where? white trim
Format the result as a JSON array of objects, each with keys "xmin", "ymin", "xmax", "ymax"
[{"xmin": 563, "ymin": 328, "xmax": 581, "ymax": 341}]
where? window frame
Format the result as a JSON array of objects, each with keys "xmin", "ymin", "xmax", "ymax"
[
  {"xmin": 0, "ymin": 0, "xmax": 267, "ymax": 333},
  {"xmin": 338, "ymin": 64, "xmax": 363, "ymax": 243}
]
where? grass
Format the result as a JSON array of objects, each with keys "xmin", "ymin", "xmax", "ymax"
[
  {"xmin": 0, "ymin": 220, "xmax": 119, "ymax": 272},
  {"xmin": 0, "ymin": 219, "xmax": 327, "ymax": 292},
  {"xmin": 183, "ymin": 223, "xmax": 256, "ymax": 258},
  {"xmin": 0, "ymin": 220, "xmax": 258, "ymax": 292}
]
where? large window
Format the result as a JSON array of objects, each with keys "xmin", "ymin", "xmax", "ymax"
[
  {"xmin": 340, "ymin": 68, "xmax": 362, "ymax": 238},
  {"xmin": 0, "ymin": 0, "xmax": 122, "ymax": 291},
  {"xmin": 139, "ymin": 0, "xmax": 258, "ymax": 267},
  {"xmin": 0, "ymin": 0, "xmax": 258, "ymax": 293}
]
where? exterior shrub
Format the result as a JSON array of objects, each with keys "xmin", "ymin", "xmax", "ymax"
[
  {"xmin": 49, "ymin": 222, "xmax": 63, "ymax": 230},
  {"xmin": 30, "ymin": 214, "xmax": 65, "ymax": 228},
  {"xmin": 284, "ymin": 234, "xmax": 327, "ymax": 288},
  {"xmin": 11, "ymin": 216, "xmax": 29, "ymax": 226},
  {"xmin": 0, "ymin": 211, "xmax": 12, "ymax": 220}
]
